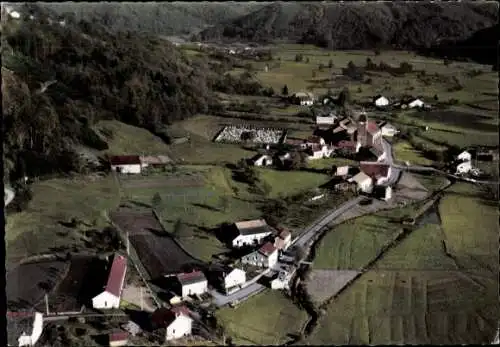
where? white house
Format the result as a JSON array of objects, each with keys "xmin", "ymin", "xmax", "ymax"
[
  {"xmin": 176, "ymin": 271, "xmax": 208, "ymax": 298},
  {"xmin": 9, "ymin": 10, "xmax": 20, "ymax": 19},
  {"xmin": 151, "ymin": 306, "xmax": 193, "ymax": 341},
  {"xmin": 408, "ymin": 98, "xmax": 424, "ymax": 108},
  {"xmin": 250, "ymin": 154, "xmax": 273, "ymax": 167},
  {"xmin": 293, "ymin": 92, "xmax": 314, "ymax": 106},
  {"xmin": 222, "ymin": 268, "xmax": 246, "ymax": 292},
  {"xmin": 373, "ymin": 185, "xmax": 392, "ymax": 201},
  {"xmin": 457, "ymin": 150, "xmax": 472, "ymax": 162},
  {"xmin": 380, "ymin": 123, "xmax": 399, "ymax": 137},
  {"xmin": 273, "ymin": 229, "xmax": 292, "ymax": 251},
  {"xmin": 92, "ymin": 254, "xmax": 127, "ymax": 310},
  {"xmin": 316, "ymin": 116, "xmax": 336, "ymax": 125},
  {"xmin": 231, "ymin": 219, "xmax": 274, "ymax": 248},
  {"xmin": 109, "ymin": 155, "xmax": 142, "ymax": 174},
  {"xmin": 335, "ymin": 166, "xmax": 350, "ymax": 177},
  {"xmin": 305, "ymin": 136, "xmax": 326, "ymax": 147},
  {"xmin": 15, "ymin": 312, "xmax": 44, "ymax": 347},
  {"xmin": 109, "ymin": 332, "xmax": 129, "ymax": 347},
  {"xmin": 374, "ymin": 95, "xmax": 389, "ymax": 107},
  {"xmin": 360, "ymin": 162, "xmax": 392, "ymax": 185},
  {"xmin": 241, "ymin": 242, "xmax": 279, "ymax": 268},
  {"xmin": 456, "ymin": 161, "xmax": 472, "ymax": 174},
  {"xmin": 307, "ymin": 145, "xmax": 333, "ymax": 160},
  {"xmin": 348, "ymin": 172, "xmax": 373, "ymax": 193}
]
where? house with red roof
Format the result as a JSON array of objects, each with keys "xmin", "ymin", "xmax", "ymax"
[
  {"xmin": 92, "ymin": 254, "xmax": 127, "ymax": 310},
  {"xmin": 359, "ymin": 161, "xmax": 392, "ymax": 185},
  {"xmin": 108, "ymin": 155, "xmax": 142, "ymax": 174},
  {"xmin": 273, "ymin": 228, "xmax": 292, "ymax": 251},
  {"xmin": 241, "ymin": 241, "xmax": 279, "ymax": 268},
  {"xmin": 176, "ymin": 271, "xmax": 208, "ymax": 298},
  {"xmin": 151, "ymin": 306, "xmax": 193, "ymax": 341},
  {"xmin": 109, "ymin": 331, "xmax": 129, "ymax": 347}
]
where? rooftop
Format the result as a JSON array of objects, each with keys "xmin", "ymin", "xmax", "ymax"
[
  {"xmin": 109, "ymin": 155, "xmax": 141, "ymax": 166},
  {"xmin": 177, "ymin": 271, "xmax": 207, "ymax": 285},
  {"xmin": 235, "ymin": 219, "xmax": 273, "ymax": 236},
  {"xmin": 349, "ymin": 171, "xmax": 372, "ymax": 184},
  {"xmin": 109, "ymin": 331, "xmax": 129, "ymax": 342},
  {"xmin": 259, "ymin": 242, "xmax": 277, "ymax": 256},
  {"xmin": 360, "ymin": 162, "xmax": 391, "ymax": 179},
  {"xmin": 105, "ymin": 254, "xmax": 127, "ymax": 297},
  {"xmin": 307, "ymin": 135, "xmax": 324, "ymax": 144},
  {"xmin": 366, "ymin": 121, "xmax": 380, "ymax": 135}
]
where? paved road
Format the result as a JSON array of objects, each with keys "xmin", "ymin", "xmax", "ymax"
[
  {"xmin": 4, "ymin": 186, "xmax": 15, "ymax": 207},
  {"xmin": 210, "ymin": 282, "xmax": 267, "ymax": 307}
]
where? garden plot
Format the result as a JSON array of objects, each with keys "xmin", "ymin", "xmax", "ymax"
[
  {"xmin": 214, "ymin": 125, "xmax": 286, "ymax": 144},
  {"xmin": 306, "ymin": 270, "xmax": 360, "ymax": 304}
]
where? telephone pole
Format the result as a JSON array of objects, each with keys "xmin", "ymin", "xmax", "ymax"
[
  {"xmin": 45, "ymin": 294, "xmax": 49, "ymax": 315},
  {"xmin": 140, "ymin": 287, "xmax": 144, "ymax": 311},
  {"xmin": 126, "ymin": 231, "xmax": 130, "ymax": 256}
]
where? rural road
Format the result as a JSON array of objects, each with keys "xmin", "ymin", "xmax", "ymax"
[{"xmin": 4, "ymin": 186, "xmax": 15, "ymax": 207}]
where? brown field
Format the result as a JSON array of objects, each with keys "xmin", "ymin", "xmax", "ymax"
[
  {"xmin": 120, "ymin": 174, "xmax": 205, "ymax": 189},
  {"xmin": 7, "ymin": 260, "xmax": 69, "ymax": 311}
]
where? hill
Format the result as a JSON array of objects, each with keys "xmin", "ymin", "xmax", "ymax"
[
  {"xmin": 33, "ymin": 2, "xmax": 270, "ymax": 36},
  {"xmin": 1, "ymin": 5, "xmax": 237, "ymax": 181},
  {"xmin": 197, "ymin": 2, "xmax": 498, "ymax": 51}
]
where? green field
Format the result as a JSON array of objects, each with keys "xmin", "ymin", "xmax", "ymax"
[
  {"xmin": 307, "ymin": 182, "xmax": 499, "ymax": 345},
  {"xmin": 216, "ymin": 290, "xmax": 308, "ymax": 345},
  {"xmin": 6, "ymin": 175, "xmax": 121, "ymax": 263},
  {"xmin": 256, "ymin": 168, "xmax": 330, "ymax": 198},
  {"xmin": 392, "ymin": 141, "xmax": 434, "ymax": 166},
  {"xmin": 306, "ymin": 157, "xmax": 357, "ymax": 170}
]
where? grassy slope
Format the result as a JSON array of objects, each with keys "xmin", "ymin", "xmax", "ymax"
[
  {"xmin": 256, "ymin": 168, "xmax": 330, "ymax": 198},
  {"xmin": 216, "ymin": 290, "xmax": 308, "ymax": 345}
]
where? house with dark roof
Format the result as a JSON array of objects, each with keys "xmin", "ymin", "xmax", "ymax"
[
  {"xmin": 209, "ymin": 265, "xmax": 247, "ymax": 294},
  {"xmin": 241, "ymin": 241, "xmax": 279, "ymax": 268},
  {"xmin": 151, "ymin": 306, "xmax": 193, "ymax": 341},
  {"xmin": 231, "ymin": 219, "xmax": 275, "ymax": 248},
  {"xmin": 176, "ymin": 271, "xmax": 208, "ymax": 298},
  {"xmin": 359, "ymin": 162, "xmax": 392, "ymax": 185},
  {"xmin": 109, "ymin": 155, "xmax": 142, "ymax": 174},
  {"xmin": 92, "ymin": 254, "xmax": 127, "ymax": 309}
]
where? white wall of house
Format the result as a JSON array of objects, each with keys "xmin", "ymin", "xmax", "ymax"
[
  {"xmin": 181, "ymin": 280, "xmax": 208, "ymax": 298},
  {"xmin": 457, "ymin": 151, "xmax": 472, "ymax": 162},
  {"xmin": 92, "ymin": 291, "xmax": 120, "ymax": 309},
  {"xmin": 375, "ymin": 167, "xmax": 392, "ymax": 185},
  {"xmin": 300, "ymin": 99, "xmax": 314, "ymax": 106},
  {"xmin": 383, "ymin": 186, "xmax": 392, "ymax": 201},
  {"xmin": 381, "ymin": 126, "xmax": 398, "ymax": 137},
  {"xmin": 374, "ymin": 97, "xmax": 389, "ymax": 107},
  {"xmin": 111, "ymin": 164, "xmax": 142, "ymax": 174},
  {"xmin": 224, "ymin": 269, "xmax": 246, "ymax": 290},
  {"xmin": 316, "ymin": 116, "xmax": 335, "ymax": 125},
  {"xmin": 166, "ymin": 315, "xmax": 193, "ymax": 341},
  {"xmin": 376, "ymin": 152, "xmax": 387, "ymax": 162},
  {"xmin": 110, "ymin": 339, "xmax": 128, "ymax": 347},
  {"xmin": 281, "ymin": 234, "xmax": 292, "ymax": 250},
  {"xmin": 456, "ymin": 161, "xmax": 472, "ymax": 174},
  {"xmin": 242, "ymin": 250, "xmax": 278, "ymax": 268},
  {"xmin": 254, "ymin": 155, "xmax": 273, "ymax": 167},
  {"xmin": 232, "ymin": 232, "xmax": 272, "ymax": 248}
]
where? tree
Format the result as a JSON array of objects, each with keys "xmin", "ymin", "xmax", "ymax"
[
  {"xmin": 305, "ymin": 57, "xmax": 310, "ymax": 63},
  {"xmin": 288, "ymin": 151, "xmax": 307, "ymax": 170},
  {"xmin": 219, "ymin": 196, "xmax": 229, "ymax": 212},
  {"xmin": 318, "ymin": 63, "xmax": 324, "ymax": 71},
  {"xmin": 328, "ymin": 59, "xmax": 333, "ymax": 68},
  {"xmin": 295, "ymin": 54, "xmax": 303, "ymax": 62},
  {"xmin": 173, "ymin": 219, "xmax": 191, "ymax": 239},
  {"xmin": 374, "ymin": 48, "xmax": 381, "ymax": 56},
  {"xmin": 312, "ymin": 71, "xmax": 317, "ymax": 78},
  {"xmin": 152, "ymin": 192, "xmax": 162, "ymax": 210},
  {"xmin": 337, "ymin": 87, "xmax": 351, "ymax": 106},
  {"xmin": 282, "ymin": 84, "xmax": 289, "ymax": 96}
]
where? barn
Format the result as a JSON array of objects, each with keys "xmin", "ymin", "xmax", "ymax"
[
  {"xmin": 109, "ymin": 155, "xmax": 142, "ymax": 174},
  {"xmin": 92, "ymin": 254, "xmax": 127, "ymax": 310}
]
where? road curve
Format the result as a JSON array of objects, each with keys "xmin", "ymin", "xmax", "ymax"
[{"xmin": 4, "ymin": 186, "xmax": 15, "ymax": 207}]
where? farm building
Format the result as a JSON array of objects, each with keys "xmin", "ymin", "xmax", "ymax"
[
  {"xmin": 456, "ymin": 161, "xmax": 472, "ymax": 174},
  {"xmin": 92, "ymin": 254, "xmax": 127, "ymax": 310},
  {"xmin": 249, "ymin": 154, "xmax": 273, "ymax": 167},
  {"xmin": 373, "ymin": 95, "xmax": 389, "ymax": 107},
  {"xmin": 109, "ymin": 331, "xmax": 129, "ymax": 347},
  {"xmin": 373, "ymin": 185, "xmax": 393, "ymax": 201},
  {"xmin": 176, "ymin": 271, "xmax": 208, "ymax": 298},
  {"xmin": 122, "ymin": 321, "xmax": 142, "ymax": 337},
  {"xmin": 151, "ymin": 306, "xmax": 193, "ymax": 341},
  {"xmin": 273, "ymin": 229, "xmax": 292, "ymax": 251},
  {"xmin": 380, "ymin": 122, "xmax": 399, "ymax": 137},
  {"xmin": 8, "ymin": 312, "xmax": 44, "ymax": 347},
  {"xmin": 407, "ymin": 98, "xmax": 425, "ymax": 108},
  {"xmin": 139, "ymin": 155, "xmax": 171, "ymax": 168},
  {"xmin": 335, "ymin": 166, "xmax": 351, "ymax": 177},
  {"xmin": 241, "ymin": 242, "xmax": 279, "ymax": 268},
  {"xmin": 231, "ymin": 219, "xmax": 275, "ymax": 248},
  {"xmin": 456, "ymin": 150, "xmax": 472, "ymax": 162},
  {"xmin": 348, "ymin": 171, "xmax": 373, "ymax": 193},
  {"xmin": 292, "ymin": 92, "xmax": 315, "ymax": 106},
  {"xmin": 219, "ymin": 267, "xmax": 247, "ymax": 293},
  {"xmin": 306, "ymin": 144, "xmax": 334, "ymax": 160},
  {"xmin": 334, "ymin": 181, "xmax": 358, "ymax": 192},
  {"xmin": 360, "ymin": 162, "xmax": 392, "ymax": 185},
  {"xmin": 109, "ymin": 155, "xmax": 142, "ymax": 174},
  {"xmin": 335, "ymin": 140, "xmax": 361, "ymax": 154}
]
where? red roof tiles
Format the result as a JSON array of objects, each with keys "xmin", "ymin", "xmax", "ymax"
[
  {"xmin": 259, "ymin": 242, "xmax": 277, "ymax": 256},
  {"xmin": 360, "ymin": 162, "xmax": 390, "ymax": 179},
  {"xmin": 177, "ymin": 271, "xmax": 206, "ymax": 285},
  {"xmin": 366, "ymin": 121, "xmax": 380, "ymax": 135},
  {"xmin": 109, "ymin": 331, "xmax": 128, "ymax": 342},
  {"xmin": 105, "ymin": 254, "xmax": 127, "ymax": 297},
  {"xmin": 109, "ymin": 155, "xmax": 141, "ymax": 166}
]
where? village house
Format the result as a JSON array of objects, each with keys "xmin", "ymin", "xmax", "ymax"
[
  {"xmin": 8, "ymin": 312, "xmax": 44, "ymax": 347},
  {"xmin": 456, "ymin": 150, "xmax": 472, "ymax": 162},
  {"xmin": 109, "ymin": 155, "xmax": 143, "ymax": 174},
  {"xmin": 305, "ymin": 135, "xmax": 326, "ymax": 147},
  {"xmin": 284, "ymin": 137, "xmax": 308, "ymax": 149},
  {"xmin": 379, "ymin": 122, "xmax": 399, "ymax": 137},
  {"xmin": 292, "ymin": 92, "xmax": 315, "ymax": 106},
  {"xmin": 348, "ymin": 171, "xmax": 373, "ymax": 193},
  {"xmin": 249, "ymin": 153, "xmax": 273, "ymax": 167},
  {"xmin": 359, "ymin": 162, "xmax": 392, "ymax": 185},
  {"xmin": 275, "ymin": 152, "xmax": 291, "ymax": 166},
  {"xmin": 109, "ymin": 331, "xmax": 129, "ymax": 347},
  {"xmin": 373, "ymin": 95, "xmax": 389, "ymax": 108},
  {"xmin": 217, "ymin": 267, "xmax": 247, "ymax": 293},
  {"xmin": 139, "ymin": 155, "xmax": 171, "ymax": 169},
  {"xmin": 230, "ymin": 219, "xmax": 275, "ymax": 248},
  {"xmin": 271, "ymin": 267, "xmax": 295, "ymax": 290},
  {"xmin": 366, "ymin": 121, "xmax": 382, "ymax": 147},
  {"xmin": 456, "ymin": 161, "xmax": 472, "ymax": 174},
  {"xmin": 273, "ymin": 228, "xmax": 292, "ymax": 251},
  {"xmin": 122, "ymin": 321, "xmax": 142, "ymax": 337},
  {"xmin": 334, "ymin": 165, "xmax": 351, "ymax": 177},
  {"xmin": 334, "ymin": 181, "xmax": 358, "ymax": 193},
  {"xmin": 407, "ymin": 98, "xmax": 425, "ymax": 109},
  {"xmin": 306, "ymin": 144, "xmax": 334, "ymax": 160},
  {"xmin": 151, "ymin": 306, "xmax": 193, "ymax": 341},
  {"xmin": 373, "ymin": 185, "xmax": 393, "ymax": 201},
  {"xmin": 176, "ymin": 271, "xmax": 208, "ymax": 298},
  {"xmin": 242, "ymin": 242, "xmax": 279, "ymax": 268},
  {"xmin": 335, "ymin": 140, "xmax": 361, "ymax": 154},
  {"xmin": 316, "ymin": 116, "xmax": 337, "ymax": 126},
  {"xmin": 92, "ymin": 254, "xmax": 127, "ymax": 310}
]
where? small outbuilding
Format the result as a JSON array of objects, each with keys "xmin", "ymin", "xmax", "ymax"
[
  {"xmin": 373, "ymin": 95, "xmax": 389, "ymax": 108},
  {"xmin": 151, "ymin": 306, "xmax": 193, "ymax": 341},
  {"xmin": 109, "ymin": 155, "xmax": 142, "ymax": 174},
  {"xmin": 456, "ymin": 150, "xmax": 472, "ymax": 162},
  {"xmin": 92, "ymin": 254, "xmax": 127, "ymax": 310},
  {"xmin": 176, "ymin": 271, "xmax": 208, "ymax": 298},
  {"xmin": 231, "ymin": 219, "xmax": 275, "ymax": 248},
  {"xmin": 109, "ymin": 331, "xmax": 129, "ymax": 347},
  {"xmin": 241, "ymin": 242, "xmax": 279, "ymax": 268},
  {"xmin": 348, "ymin": 171, "xmax": 373, "ymax": 193}
]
